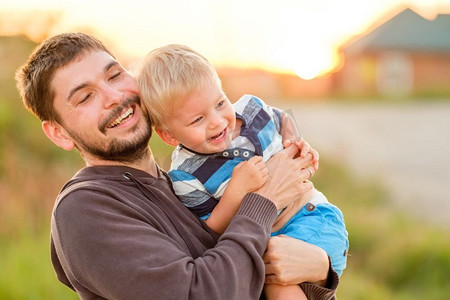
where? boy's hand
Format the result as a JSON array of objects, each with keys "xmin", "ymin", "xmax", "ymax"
[
  {"xmin": 283, "ymin": 137, "xmax": 319, "ymax": 171},
  {"xmin": 230, "ymin": 156, "xmax": 268, "ymax": 194},
  {"xmin": 207, "ymin": 156, "xmax": 268, "ymax": 235}
]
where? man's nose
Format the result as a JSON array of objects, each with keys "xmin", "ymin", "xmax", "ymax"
[{"xmin": 101, "ymin": 83, "xmax": 123, "ymax": 108}]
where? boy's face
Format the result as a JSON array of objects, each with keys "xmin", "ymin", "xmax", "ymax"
[{"xmin": 161, "ymin": 81, "xmax": 236, "ymax": 154}]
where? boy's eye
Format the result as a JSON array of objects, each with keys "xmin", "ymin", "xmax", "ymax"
[
  {"xmin": 191, "ymin": 116, "xmax": 203, "ymax": 125},
  {"xmin": 217, "ymin": 100, "xmax": 225, "ymax": 108}
]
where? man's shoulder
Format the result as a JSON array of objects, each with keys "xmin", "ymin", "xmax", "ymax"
[
  {"xmin": 54, "ymin": 179, "xmax": 109, "ymax": 211},
  {"xmin": 54, "ymin": 166, "xmax": 132, "ymax": 213},
  {"xmin": 58, "ymin": 179, "xmax": 106, "ymax": 198}
]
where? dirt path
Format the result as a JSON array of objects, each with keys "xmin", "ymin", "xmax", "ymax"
[{"xmin": 277, "ymin": 100, "xmax": 450, "ymax": 228}]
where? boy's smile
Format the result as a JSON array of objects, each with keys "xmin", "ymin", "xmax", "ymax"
[{"xmin": 208, "ymin": 127, "xmax": 227, "ymax": 143}]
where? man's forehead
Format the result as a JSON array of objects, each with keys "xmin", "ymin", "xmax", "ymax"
[
  {"xmin": 65, "ymin": 50, "xmax": 116, "ymax": 74},
  {"xmin": 52, "ymin": 51, "xmax": 117, "ymax": 98}
]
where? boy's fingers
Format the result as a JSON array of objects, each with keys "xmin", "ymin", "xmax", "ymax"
[
  {"xmin": 248, "ymin": 155, "xmax": 262, "ymax": 164},
  {"xmin": 283, "ymin": 144, "xmax": 300, "ymax": 159},
  {"xmin": 293, "ymin": 152, "xmax": 314, "ymax": 170},
  {"xmin": 283, "ymin": 139, "xmax": 293, "ymax": 148},
  {"xmin": 313, "ymin": 150, "xmax": 320, "ymax": 170},
  {"xmin": 314, "ymin": 161, "xmax": 319, "ymax": 170}
]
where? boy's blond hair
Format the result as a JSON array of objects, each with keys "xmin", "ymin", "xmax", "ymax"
[{"xmin": 137, "ymin": 44, "xmax": 222, "ymax": 129}]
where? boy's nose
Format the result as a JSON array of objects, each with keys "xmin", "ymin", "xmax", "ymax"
[{"xmin": 208, "ymin": 113, "xmax": 222, "ymax": 129}]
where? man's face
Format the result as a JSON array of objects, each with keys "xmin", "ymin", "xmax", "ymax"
[{"xmin": 50, "ymin": 50, "xmax": 152, "ymax": 163}]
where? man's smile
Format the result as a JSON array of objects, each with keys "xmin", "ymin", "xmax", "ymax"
[
  {"xmin": 108, "ymin": 106, "xmax": 134, "ymax": 129},
  {"xmin": 100, "ymin": 96, "xmax": 140, "ymax": 133}
]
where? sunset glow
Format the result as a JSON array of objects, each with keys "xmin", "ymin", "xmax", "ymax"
[{"xmin": 2, "ymin": 0, "xmax": 450, "ymax": 79}]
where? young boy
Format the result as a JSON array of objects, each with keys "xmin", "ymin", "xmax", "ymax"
[{"xmin": 137, "ymin": 45, "xmax": 348, "ymax": 299}]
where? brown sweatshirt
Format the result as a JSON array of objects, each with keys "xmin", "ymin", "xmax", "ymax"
[{"xmin": 50, "ymin": 165, "xmax": 338, "ymax": 299}]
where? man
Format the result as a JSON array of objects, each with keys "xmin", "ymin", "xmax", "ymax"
[{"xmin": 16, "ymin": 32, "xmax": 338, "ymax": 299}]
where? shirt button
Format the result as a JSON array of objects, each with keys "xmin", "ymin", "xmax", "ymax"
[
  {"xmin": 233, "ymin": 150, "xmax": 240, "ymax": 156},
  {"xmin": 222, "ymin": 151, "xmax": 229, "ymax": 157},
  {"xmin": 243, "ymin": 151, "xmax": 250, "ymax": 158},
  {"xmin": 306, "ymin": 203, "xmax": 315, "ymax": 212}
]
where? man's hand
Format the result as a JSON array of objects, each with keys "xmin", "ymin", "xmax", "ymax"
[
  {"xmin": 254, "ymin": 144, "xmax": 314, "ymax": 210},
  {"xmin": 264, "ymin": 236, "xmax": 330, "ymax": 285}
]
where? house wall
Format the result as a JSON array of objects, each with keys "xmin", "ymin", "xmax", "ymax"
[
  {"xmin": 376, "ymin": 51, "xmax": 413, "ymax": 96},
  {"xmin": 334, "ymin": 51, "xmax": 450, "ymax": 97},
  {"xmin": 412, "ymin": 53, "xmax": 450, "ymax": 95},
  {"xmin": 333, "ymin": 54, "xmax": 378, "ymax": 96}
]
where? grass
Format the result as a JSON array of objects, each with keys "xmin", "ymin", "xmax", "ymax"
[
  {"xmin": 313, "ymin": 161, "xmax": 450, "ymax": 299},
  {"xmin": 1, "ymin": 135, "xmax": 449, "ymax": 299},
  {"xmin": 0, "ymin": 228, "xmax": 78, "ymax": 300}
]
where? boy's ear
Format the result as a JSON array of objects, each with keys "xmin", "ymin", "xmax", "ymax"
[
  {"xmin": 42, "ymin": 121, "xmax": 75, "ymax": 151},
  {"xmin": 155, "ymin": 126, "xmax": 179, "ymax": 147}
]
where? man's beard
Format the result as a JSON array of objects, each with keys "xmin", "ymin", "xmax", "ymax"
[
  {"xmin": 78, "ymin": 124, "xmax": 152, "ymax": 164},
  {"xmin": 65, "ymin": 96, "xmax": 153, "ymax": 164}
]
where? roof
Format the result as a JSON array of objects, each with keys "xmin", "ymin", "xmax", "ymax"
[{"xmin": 343, "ymin": 8, "xmax": 450, "ymax": 55}]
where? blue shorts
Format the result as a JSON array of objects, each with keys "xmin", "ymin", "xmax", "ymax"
[{"xmin": 271, "ymin": 190, "xmax": 349, "ymax": 276}]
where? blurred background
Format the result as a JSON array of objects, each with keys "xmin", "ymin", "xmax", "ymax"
[{"xmin": 1, "ymin": 0, "xmax": 450, "ymax": 299}]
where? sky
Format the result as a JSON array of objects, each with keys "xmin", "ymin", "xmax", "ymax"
[{"xmin": 2, "ymin": 0, "xmax": 450, "ymax": 79}]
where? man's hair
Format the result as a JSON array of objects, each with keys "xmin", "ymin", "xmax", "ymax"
[
  {"xmin": 15, "ymin": 32, "xmax": 113, "ymax": 122},
  {"xmin": 136, "ymin": 44, "xmax": 221, "ymax": 129}
]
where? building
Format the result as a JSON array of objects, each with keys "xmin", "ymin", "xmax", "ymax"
[{"xmin": 334, "ymin": 8, "xmax": 450, "ymax": 97}]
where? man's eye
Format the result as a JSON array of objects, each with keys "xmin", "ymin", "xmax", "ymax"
[
  {"xmin": 79, "ymin": 93, "xmax": 92, "ymax": 104},
  {"xmin": 109, "ymin": 71, "xmax": 122, "ymax": 80}
]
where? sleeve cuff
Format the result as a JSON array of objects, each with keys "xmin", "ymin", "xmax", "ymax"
[
  {"xmin": 300, "ymin": 257, "xmax": 339, "ymax": 300},
  {"xmin": 236, "ymin": 192, "xmax": 278, "ymax": 233}
]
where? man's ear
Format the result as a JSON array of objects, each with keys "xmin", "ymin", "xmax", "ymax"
[
  {"xmin": 42, "ymin": 121, "xmax": 75, "ymax": 151},
  {"xmin": 155, "ymin": 126, "xmax": 179, "ymax": 147}
]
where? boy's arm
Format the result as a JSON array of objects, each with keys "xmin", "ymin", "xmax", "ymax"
[
  {"xmin": 280, "ymin": 111, "xmax": 319, "ymax": 170},
  {"xmin": 206, "ymin": 156, "xmax": 267, "ymax": 235},
  {"xmin": 280, "ymin": 111, "xmax": 300, "ymax": 144}
]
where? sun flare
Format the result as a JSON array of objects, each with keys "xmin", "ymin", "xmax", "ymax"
[
  {"xmin": 292, "ymin": 47, "xmax": 338, "ymax": 80},
  {"xmin": 294, "ymin": 62, "xmax": 322, "ymax": 80}
]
